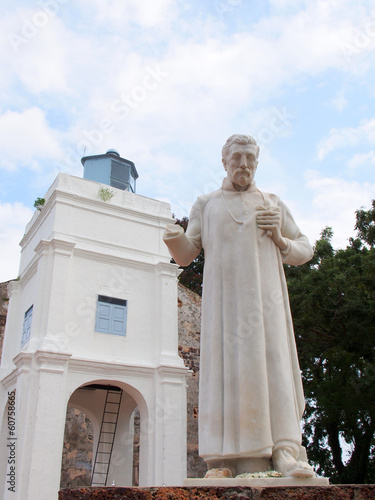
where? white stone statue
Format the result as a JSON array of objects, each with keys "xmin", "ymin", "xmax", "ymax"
[{"xmin": 163, "ymin": 134, "xmax": 315, "ymax": 478}]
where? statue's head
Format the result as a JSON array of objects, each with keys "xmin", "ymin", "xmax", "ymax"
[
  {"xmin": 222, "ymin": 134, "xmax": 260, "ymax": 164},
  {"xmin": 222, "ymin": 134, "xmax": 259, "ymax": 191}
]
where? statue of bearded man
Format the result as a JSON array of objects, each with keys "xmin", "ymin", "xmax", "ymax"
[{"xmin": 163, "ymin": 134, "xmax": 315, "ymax": 479}]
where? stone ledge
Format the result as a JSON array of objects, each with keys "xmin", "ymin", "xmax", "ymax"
[
  {"xmin": 59, "ymin": 485, "xmax": 375, "ymax": 499},
  {"xmin": 184, "ymin": 476, "xmax": 329, "ymax": 487}
]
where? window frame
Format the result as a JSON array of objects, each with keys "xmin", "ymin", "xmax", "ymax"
[
  {"xmin": 110, "ymin": 159, "xmax": 135, "ymax": 192},
  {"xmin": 95, "ymin": 295, "xmax": 128, "ymax": 337},
  {"xmin": 21, "ymin": 305, "xmax": 33, "ymax": 346}
]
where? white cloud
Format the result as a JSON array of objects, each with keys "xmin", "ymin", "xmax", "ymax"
[
  {"xmin": 317, "ymin": 118, "xmax": 375, "ymax": 160},
  {"xmin": 330, "ymin": 88, "xmax": 348, "ymax": 111},
  {"xmin": 303, "ymin": 170, "xmax": 375, "ymax": 248},
  {"xmin": 317, "ymin": 127, "xmax": 362, "ymax": 160},
  {"xmin": 0, "ymin": 202, "xmax": 33, "ymax": 282},
  {"xmin": 362, "ymin": 117, "xmax": 375, "ymax": 142},
  {"xmin": 2, "ymin": 0, "xmax": 373, "ymax": 177},
  {"xmin": 49, "ymin": 0, "xmax": 375, "ymax": 156},
  {"xmin": 83, "ymin": 0, "xmax": 178, "ymax": 28},
  {"xmin": 348, "ymin": 150, "xmax": 375, "ymax": 169},
  {"xmin": 0, "ymin": 0, "xmax": 375, "ymax": 268},
  {"xmin": 252, "ymin": 0, "xmax": 373, "ymax": 75},
  {"xmin": 0, "ymin": 107, "xmax": 63, "ymax": 171},
  {"xmin": 2, "ymin": 7, "xmax": 72, "ymax": 94}
]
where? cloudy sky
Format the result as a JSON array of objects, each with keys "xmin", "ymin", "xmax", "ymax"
[{"xmin": 1, "ymin": 0, "xmax": 375, "ymax": 281}]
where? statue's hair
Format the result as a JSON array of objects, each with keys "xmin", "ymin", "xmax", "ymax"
[{"xmin": 222, "ymin": 134, "xmax": 260, "ymax": 162}]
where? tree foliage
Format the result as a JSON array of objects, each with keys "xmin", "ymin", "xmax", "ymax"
[
  {"xmin": 353, "ymin": 199, "xmax": 375, "ymax": 247},
  {"xmin": 285, "ymin": 202, "xmax": 375, "ymax": 483}
]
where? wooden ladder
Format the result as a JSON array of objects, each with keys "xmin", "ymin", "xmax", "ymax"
[{"xmin": 91, "ymin": 387, "xmax": 123, "ymax": 486}]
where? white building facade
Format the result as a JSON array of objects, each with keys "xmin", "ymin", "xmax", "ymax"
[{"xmin": 0, "ymin": 159, "xmax": 189, "ymax": 499}]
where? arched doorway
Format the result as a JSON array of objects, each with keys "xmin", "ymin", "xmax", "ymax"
[{"xmin": 61, "ymin": 381, "xmax": 145, "ymax": 487}]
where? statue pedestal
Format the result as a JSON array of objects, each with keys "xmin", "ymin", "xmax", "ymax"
[
  {"xmin": 59, "ymin": 484, "xmax": 375, "ymax": 499},
  {"xmin": 184, "ymin": 476, "xmax": 329, "ymax": 487}
]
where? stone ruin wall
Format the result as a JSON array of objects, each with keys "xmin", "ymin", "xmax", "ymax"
[
  {"xmin": 0, "ymin": 280, "xmax": 205, "ymax": 487},
  {"xmin": 60, "ymin": 408, "xmax": 94, "ymax": 487},
  {"xmin": 177, "ymin": 284, "xmax": 206, "ymax": 479}
]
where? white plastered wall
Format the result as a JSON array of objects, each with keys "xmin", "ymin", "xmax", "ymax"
[{"xmin": 0, "ymin": 174, "xmax": 189, "ymax": 500}]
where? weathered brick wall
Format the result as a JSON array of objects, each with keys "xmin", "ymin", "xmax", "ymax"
[
  {"xmin": 59, "ymin": 485, "xmax": 375, "ymax": 499},
  {"xmin": 177, "ymin": 284, "xmax": 206, "ymax": 478},
  {"xmin": 60, "ymin": 408, "xmax": 94, "ymax": 488}
]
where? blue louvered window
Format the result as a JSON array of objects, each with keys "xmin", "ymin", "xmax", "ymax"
[
  {"xmin": 21, "ymin": 305, "xmax": 33, "ymax": 345},
  {"xmin": 95, "ymin": 295, "xmax": 127, "ymax": 336}
]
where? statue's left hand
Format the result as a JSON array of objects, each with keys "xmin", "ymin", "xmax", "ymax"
[{"xmin": 256, "ymin": 209, "xmax": 288, "ymax": 251}]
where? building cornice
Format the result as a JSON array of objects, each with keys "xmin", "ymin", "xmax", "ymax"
[
  {"xmin": 67, "ymin": 356, "xmax": 190, "ymax": 377},
  {"xmin": 20, "ymin": 174, "xmax": 174, "ymax": 250}
]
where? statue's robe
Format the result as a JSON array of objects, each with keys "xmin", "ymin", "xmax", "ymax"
[{"xmin": 164, "ymin": 178, "xmax": 313, "ymax": 460}]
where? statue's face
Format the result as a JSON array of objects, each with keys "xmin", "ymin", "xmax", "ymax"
[{"xmin": 223, "ymin": 143, "xmax": 258, "ymax": 190}]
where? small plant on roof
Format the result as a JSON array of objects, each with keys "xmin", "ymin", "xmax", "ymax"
[
  {"xmin": 34, "ymin": 197, "xmax": 45, "ymax": 211},
  {"xmin": 98, "ymin": 187, "xmax": 115, "ymax": 202}
]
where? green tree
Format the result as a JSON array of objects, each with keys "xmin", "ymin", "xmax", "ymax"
[
  {"xmin": 285, "ymin": 202, "xmax": 375, "ymax": 483},
  {"xmin": 354, "ymin": 199, "xmax": 375, "ymax": 247}
]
